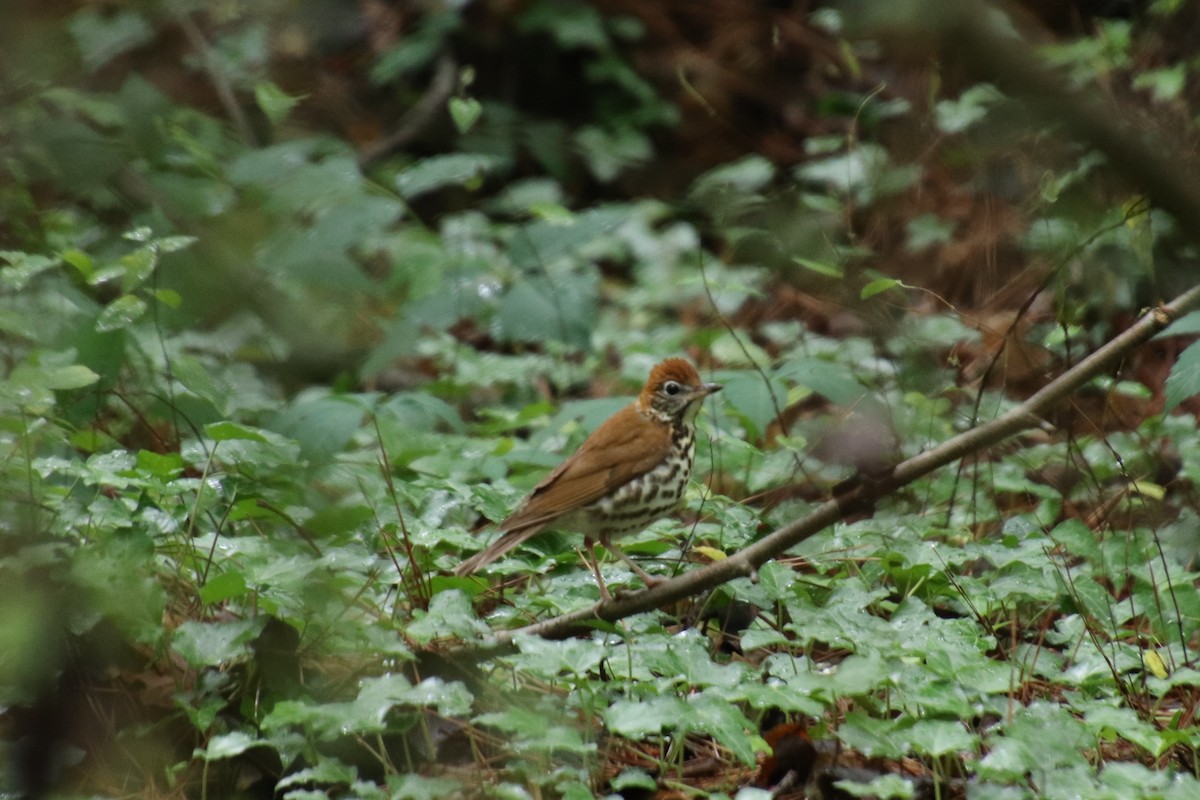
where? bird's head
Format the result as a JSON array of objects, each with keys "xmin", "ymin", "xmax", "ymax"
[{"xmin": 640, "ymin": 358, "xmax": 723, "ymax": 422}]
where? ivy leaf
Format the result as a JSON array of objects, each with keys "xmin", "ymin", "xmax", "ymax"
[
  {"xmin": 448, "ymin": 96, "xmax": 482, "ymax": 133},
  {"xmin": 255, "ymin": 82, "xmax": 303, "ymax": 126},
  {"xmin": 68, "ymin": 7, "xmax": 154, "ymax": 72},
  {"xmin": 396, "ymin": 153, "xmax": 505, "ymax": 198},
  {"xmin": 173, "ymin": 618, "xmax": 265, "ymax": 668},
  {"xmin": 862, "ymin": 278, "xmax": 904, "ymax": 299},
  {"xmin": 96, "ymin": 295, "xmax": 147, "ymax": 332},
  {"xmin": 197, "ymin": 731, "xmax": 260, "ymax": 761},
  {"xmin": 793, "ymin": 256, "xmax": 843, "ymax": 278},
  {"xmin": 43, "ymin": 365, "xmax": 100, "ymax": 390},
  {"xmin": 1164, "ymin": 340, "xmax": 1200, "ymax": 412}
]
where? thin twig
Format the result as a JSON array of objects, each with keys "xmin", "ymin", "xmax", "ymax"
[{"xmin": 463, "ymin": 284, "xmax": 1200, "ymax": 646}]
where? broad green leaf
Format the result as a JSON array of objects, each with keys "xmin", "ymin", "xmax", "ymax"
[
  {"xmin": 793, "ymin": 256, "xmax": 843, "ymax": 278},
  {"xmin": 0, "ymin": 251, "xmax": 59, "ymax": 290},
  {"xmin": 718, "ymin": 372, "xmax": 784, "ymax": 440},
  {"xmin": 96, "ymin": 295, "xmax": 147, "ymax": 332},
  {"xmin": 43, "ymin": 364, "xmax": 100, "ymax": 390},
  {"xmin": 386, "ymin": 774, "xmax": 465, "ymax": 800},
  {"xmin": 781, "ymin": 358, "xmax": 870, "ymax": 407},
  {"xmin": 606, "ymin": 695, "xmax": 687, "ymax": 738},
  {"xmin": 495, "ymin": 274, "xmax": 596, "ymax": 349},
  {"xmin": 153, "ymin": 288, "xmax": 182, "ymax": 308},
  {"xmin": 255, "ymin": 81, "xmax": 302, "ymax": 125},
  {"xmin": 934, "ymin": 83, "xmax": 1003, "ymax": 134},
  {"xmin": 68, "ymin": 7, "xmax": 154, "ymax": 72},
  {"xmin": 135, "ymin": 450, "xmax": 183, "ymax": 478},
  {"xmin": 62, "ymin": 248, "xmax": 94, "ymax": 278},
  {"xmin": 904, "ymin": 719, "xmax": 975, "ymax": 757},
  {"xmin": 1154, "ymin": 309, "xmax": 1200, "ymax": 339},
  {"xmin": 757, "ymin": 560, "xmax": 796, "ymax": 600},
  {"xmin": 205, "ymin": 421, "xmax": 270, "ymax": 442},
  {"xmin": 119, "ymin": 246, "xmax": 157, "ymax": 291},
  {"xmin": 610, "ymin": 769, "xmax": 656, "ymax": 791},
  {"xmin": 689, "ymin": 155, "xmax": 776, "ymax": 196},
  {"xmin": 269, "ymin": 395, "xmax": 366, "ymax": 460},
  {"xmin": 197, "ymin": 731, "xmax": 259, "ymax": 761},
  {"xmin": 1164, "ymin": 340, "xmax": 1200, "ymax": 411},
  {"xmin": 861, "ymin": 278, "xmax": 903, "ymax": 299},
  {"xmin": 833, "ymin": 774, "xmax": 915, "ymax": 799},
  {"xmin": 837, "ymin": 713, "xmax": 907, "ymax": 759},
  {"xmin": 448, "ymin": 96, "xmax": 482, "ymax": 133},
  {"xmin": 276, "ymin": 760, "xmax": 357, "ymax": 790},
  {"xmin": 395, "ymin": 153, "xmax": 505, "ymax": 198},
  {"xmin": 404, "ymin": 590, "xmax": 490, "ymax": 644},
  {"xmin": 199, "ymin": 571, "xmax": 249, "ymax": 604},
  {"xmin": 687, "ymin": 693, "xmax": 763, "ymax": 765},
  {"xmin": 172, "ymin": 355, "xmax": 225, "ymax": 412},
  {"xmin": 173, "ymin": 618, "xmax": 265, "ymax": 668},
  {"xmin": 474, "ymin": 706, "xmax": 593, "ymax": 754}
]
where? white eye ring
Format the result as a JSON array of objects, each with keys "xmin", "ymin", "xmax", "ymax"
[{"xmin": 663, "ymin": 380, "xmax": 682, "ymax": 396}]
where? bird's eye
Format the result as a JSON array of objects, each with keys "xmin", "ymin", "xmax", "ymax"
[{"xmin": 663, "ymin": 381, "xmax": 682, "ymax": 396}]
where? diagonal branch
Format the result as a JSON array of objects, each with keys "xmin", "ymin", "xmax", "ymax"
[
  {"xmin": 476, "ymin": 284, "xmax": 1200, "ymax": 645},
  {"xmin": 446, "ymin": 0, "xmax": 1200, "ymax": 651}
]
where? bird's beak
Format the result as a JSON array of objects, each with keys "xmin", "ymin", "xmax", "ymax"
[{"xmin": 698, "ymin": 382, "xmax": 723, "ymax": 397}]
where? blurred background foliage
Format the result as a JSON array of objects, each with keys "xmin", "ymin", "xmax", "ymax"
[{"xmin": 4, "ymin": 0, "xmax": 1200, "ymax": 797}]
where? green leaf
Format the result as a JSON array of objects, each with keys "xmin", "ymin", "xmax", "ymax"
[
  {"xmin": 757, "ymin": 560, "xmax": 796, "ymax": 600},
  {"xmin": 904, "ymin": 719, "xmax": 975, "ymax": 757},
  {"xmin": 136, "ymin": 449, "xmax": 184, "ymax": 478},
  {"xmin": 199, "ymin": 571, "xmax": 249, "ymax": 604},
  {"xmin": 197, "ymin": 731, "xmax": 260, "ymax": 761},
  {"xmin": 269, "ymin": 395, "xmax": 366, "ymax": 460},
  {"xmin": 255, "ymin": 81, "xmax": 303, "ymax": 126},
  {"xmin": 405, "ymin": 590, "xmax": 490, "ymax": 644},
  {"xmin": 714, "ymin": 371, "xmax": 784, "ymax": 440},
  {"xmin": 495, "ymin": 274, "xmax": 597, "ymax": 349},
  {"xmin": 43, "ymin": 364, "xmax": 100, "ymax": 390},
  {"xmin": 474, "ymin": 706, "xmax": 593, "ymax": 755},
  {"xmin": 1164, "ymin": 339, "xmax": 1200, "ymax": 412},
  {"xmin": 276, "ymin": 760, "xmax": 357, "ymax": 790},
  {"xmin": 781, "ymin": 358, "xmax": 870, "ymax": 406},
  {"xmin": 205, "ymin": 421, "xmax": 269, "ymax": 442},
  {"xmin": 448, "ymin": 96, "xmax": 482, "ymax": 133},
  {"xmin": 861, "ymin": 278, "xmax": 903, "ymax": 299},
  {"xmin": 385, "ymin": 774, "xmax": 465, "ymax": 800},
  {"xmin": 96, "ymin": 295, "xmax": 147, "ymax": 332},
  {"xmin": 0, "ymin": 251, "xmax": 59, "ymax": 290},
  {"xmin": 119, "ymin": 246, "xmax": 157, "ymax": 291},
  {"xmin": 153, "ymin": 288, "xmax": 182, "ymax": 308},
  {"xmin": 793, "ymin": 256, "xmax": 844, "ymax": 278},
  {"xmin": 606, "ymin": 695, "xmax": 687, "ymax": 738},
  {"xmin": 62, "ymin": 248, "xmax": 94, "ymax": 278},
  {"xmin": 689, "ymin": 155, "xmax": 776, "ymax": 197},
  {"xmin": 610, "ymin": 769, "xmax": 656, "ymax": 791},
  {"xmin": 687, "ymin": 693, "xmax": 762, "ymax": 766},
  {"xmin": 173, "ymin": 618, "xmax": 265, "ymax": 668},
  {"xmin": 574, "ymin": 125, "xmax": 652, "ymax": 182},
  {"xmin": 395, "ymin": 153, "xmax": 505, "ymax": 198},
  {"xmin": 68, "ymin": 7, "xmax": 154, "ymax": 72},
  {"xmin": 934, "ymin": 83, "xmax": 1003, "ymax": 134},
  {"xmin": 833, "ymin": 774, "xmax": 915, "ymax": 799}
]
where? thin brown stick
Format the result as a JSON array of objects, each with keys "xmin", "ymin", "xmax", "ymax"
[{"xmin": 475, "ymin": 285, "xmax": 1200, "ymax": 645}]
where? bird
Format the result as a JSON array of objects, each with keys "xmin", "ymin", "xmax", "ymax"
[{"xmin": 453, "ymin": 358, "xmax": 722, "ymax": 597}]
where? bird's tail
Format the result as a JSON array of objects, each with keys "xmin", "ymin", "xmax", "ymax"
[{"xmin": 451, "ymin": 526, "xmax": 539, "ymax": 576}]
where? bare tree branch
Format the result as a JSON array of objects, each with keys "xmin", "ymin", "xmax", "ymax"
[{"xmin": 445, "ymin": 0, "xmax": 1200, "ymax": 651}]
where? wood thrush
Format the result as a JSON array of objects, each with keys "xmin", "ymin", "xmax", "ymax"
[{"xmin": 454, "ymin": 358, "xmax": 722, "ymax": 595}]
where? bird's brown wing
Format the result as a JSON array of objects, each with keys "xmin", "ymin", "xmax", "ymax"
[{"xmin": 497, "ymin": 404, "xmax": 669, "ymax": 533}]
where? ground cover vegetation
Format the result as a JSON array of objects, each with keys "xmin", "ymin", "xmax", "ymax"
[{"xmin": 3, "ymin": 1, "xmax": 1200, "ymax": 798}]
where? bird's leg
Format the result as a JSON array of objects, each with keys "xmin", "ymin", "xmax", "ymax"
[
  {"xmin": 600, "ymin": 535, "xmax": 663, "ymax": 589},
  {"xmin": 583, "ymin": 537, "xmax": 613, "ymax": 602}
]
